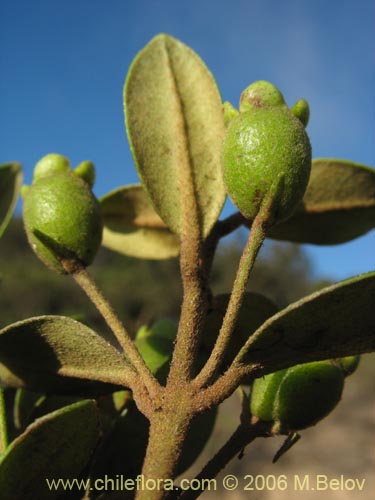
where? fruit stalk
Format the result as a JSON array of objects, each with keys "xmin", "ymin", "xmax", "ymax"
[
  {"xmin": 193, "ymin": 210, "xmax": 267, "ymax": 389},
  {"xmin": 0, "ymin": 389, "xmax": 8, "ymax": 454},
  {"xmin": 71, "ymin": 266, "xmax": 161, "ymax": 407}
]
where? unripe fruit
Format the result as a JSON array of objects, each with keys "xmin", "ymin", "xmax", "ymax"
[
  {"xmin": 23, "ymin": 172, "xmax": 103, "ymax": 273},
  {"xmin": 222, "ymin": 82, "xmax": 312, "ymax": 224},
  {"xmin": 33, "ymin": 153, "xmax": 70, "ymax": 182},
  {"xmin": 250, "ymin": 361, "xmax": 344, "ymax": 433}
]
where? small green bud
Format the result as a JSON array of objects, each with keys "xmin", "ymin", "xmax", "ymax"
[
  {"xmin": 239, "ymin": 80, "xmax": 286, "ymax": 112},
  {"xmin": 33, "ymin": 153, "xmax": 70, "ymax": 182},
  {"xmin": 20, "ymin": 185, "xmax": 31, "ymax": 199},
  {"xmin": 23, "ymin": 171, "xmax": 103, "ymax": 274},
  {"xmin": 290, "ymin": 98, "xmax": 310, "ymax": 127},
  {"xmin": 223, "ymin": 101, "xmax": 239, "ymax": 127},
  {"xmin": 250, "ymin": 361, "xmax": 344, "ymax": 433},
  {"xmin": 74, "ymin": 160, "xmax": 96, "ymax": 187},
  {"xmin": 222, "ymin": 92, "xmax": 312, "ymax": 223},
  {"xmin": 337, "ymin": 355, "xmax": 360, "ymax": 377}
]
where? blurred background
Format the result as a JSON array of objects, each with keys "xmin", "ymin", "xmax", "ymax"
[{"xmin": 0, "ymin": 1, "xmax": 374, "ymax": 498}]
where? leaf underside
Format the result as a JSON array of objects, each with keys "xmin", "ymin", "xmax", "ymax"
[
  {"xmin": 0, "ymin": 316, "xmax": 126, "ymax": 395},
  {"xmin": 0, "ymin": 400, "xmax": 100, "ymax": 500},
  {"xmin": 239, "ymin": 271, "xmax": 375, "ymax": 376},
  {"xmin": 267, "ymin": 159, "xmax": 375, "ymax": 244},
  {"xmin": 100, "ymin": 184, "xmax": 180, "ymax": 259},
  {"xmin": 125, "ymin": 33, "xmax": 226, "ymax": 237},
  {"xmin": 0, "ymin": 162, "xmax": 23, "ymax": 238}
]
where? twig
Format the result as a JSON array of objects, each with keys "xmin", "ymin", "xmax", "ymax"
[
  {"xmin": 70, "ymin": 265, "xmax": 162, "ymax": 403},
  {"xmin": 0, "ymin": 388, "xmax": 8, "ymax": 454},
  {"xmin": 193, "ymin": 212, "xmax": 266, "ymax": 389}
]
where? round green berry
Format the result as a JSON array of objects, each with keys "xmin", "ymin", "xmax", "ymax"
[
  {"xmin": 273, "ymin": 361, "xmax": 344, "ymax": 431},
  {"xmin": 23, "ymin": 172, "xmax": 103, "ymax": 273},
  {"xmin": 33, "ymin": 153, "xmax": 70, "ymax": 182},
  {"xmin": 250, "ymin": 361, "xmax": 344, "ymax": 433},
  {"xmin": 222, "ymin": 105, "xmax": 311, "ymax": 223}
]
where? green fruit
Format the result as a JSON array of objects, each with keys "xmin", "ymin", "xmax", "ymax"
[
  {"xmin": 239, "ymin": 80, "xmax": 286, "ymax": 112},
  {"xmin": 274, "ymin": 362, "xmax": 344, "ymax": 431},
  {"xmin": 33, "ymin": 153, "xmax": 70, "ymax": 182},
  {"xmin": 250, "ymin": 361, "xmax": 344, "ymax": 433},
  {"xmin": 23, "ymin": 172, "xmax": 103, "ymax": 273},
  {"xmin": 222, "ymin": 83, "xmax": 311, "ymax": 224},
  {"xmin": 250, "ymin": 369, "xmax": 287, "ymax": 422},
  {"xmin": 74, "ymin": 160, "xmax": 96, "ymax": 187}
]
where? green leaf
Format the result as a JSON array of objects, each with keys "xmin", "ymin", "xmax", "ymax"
[
  {"xmin": 267, "ymin": 159, "xmax": 375, "ymax": 244},
  {"xmin": 133, "ymin": 319, "xmax": 178, "ymax": 384},
  {"xmin": 13, "ymin": 389, "xmax": 42, "ymax": 432},
  {"xmin": 124, "ymin": 34, "xmax": 226, "ymax": 237},
  {"xmin": 0, "ymin": 162, "xmax": 22, "ymax": 238},
  {"xmin": 238, "ymin": 272, "xmax": 375, "ymax": 376},
  {"xmin": 100, "ymin": 185, "xmax": 179, "ymax": 259},
  {"xmin": 0, "ymin": 400, "xmax": 100, "ymax": 500},
  {"xmin": 0, "ymin": 316, "xmax": 127, "ymax": 395}
]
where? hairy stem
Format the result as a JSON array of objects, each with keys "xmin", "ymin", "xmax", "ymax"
[
  {"xmin": 193, "ymin": 213, "xmax": 266, "ymax": 389},
  {"xmin": 136, "ymin": 390, "xmax": 194, "ymax": 500},
  {"xmin": 71, "ymin": 266, "xmax": 161, "ymax": 405},
  {"xmin": 203, "ymin": 212, "xmax": 245, "ymax": 275},
  {"xmin": 0, "ymin": 389, "xmax": 8, "ymax": 454},
  {"xmin": 167, "ymin": 172, "xmax": 208, "ymax": 385}
]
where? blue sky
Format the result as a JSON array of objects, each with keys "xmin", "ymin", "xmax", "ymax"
[{"xmin": 1, "ymin": 0, "xmax": 374, "ymax": 280}]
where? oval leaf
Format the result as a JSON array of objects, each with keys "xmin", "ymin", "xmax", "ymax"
[
  {"xmin": 0, "ymin": 316, "xmax": 127, "ymax": 395},
  {"xmin": 101, "ymin": 185, "xmax": 180, "ymax": 259},
  {"xmin": 0, "ymin": 400, "xmax": 100, "ymax": 500},
  {"xmin": 267, "ymin": 159, "xmax": 375, "ymax": 244},
  {"xmin": 0, "ymin": 162, "xmax": 23, "ymax": 238},
  {"xmin": 125, "ymin": 34, "xmax": 226, "ymax": 237},
  {"xmin": 238, "ymin": 271, "xmax": 375, "ymax": 376}
]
